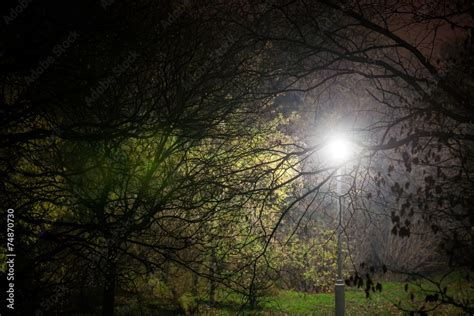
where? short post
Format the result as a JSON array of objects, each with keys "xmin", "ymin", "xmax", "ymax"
[
  {"xmin": 335, "ymin": 171, "xmax": 344, "ymax": 316},
  {"xmin": 335, "ymin": 278, "xmax": 345, "ymax": 316}
]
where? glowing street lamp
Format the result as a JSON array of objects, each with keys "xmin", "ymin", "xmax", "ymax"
[{"xmin": 327, "ymin": 136, "xmax": 353, "ymax": 164}]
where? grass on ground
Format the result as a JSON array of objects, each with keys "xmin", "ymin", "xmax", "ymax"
[{"xmin": 201, "ymin": 276, "xmax": 472, "ymax": 315}]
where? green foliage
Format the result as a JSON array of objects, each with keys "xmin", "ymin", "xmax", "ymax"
[
  {"xmin": 178, "ymin": 292, "xmax": 199, "ymax": 315},
  {"xmin": 145, "ymin": 275, "xmax": 174, "ymax": 303},
  {"xmin": 273, "ymin": 226, "xmax": 349, "ymax": 293}
]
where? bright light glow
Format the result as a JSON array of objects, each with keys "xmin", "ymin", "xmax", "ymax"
[{"xmin": 326, "ymin": 135, "xmax": 352, "ymax": 163}]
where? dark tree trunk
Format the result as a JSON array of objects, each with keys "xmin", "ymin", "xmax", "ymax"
[
  {"xmin": 209, "ymin": 248, "xmax": 217, "ymax": 305},
  {"xmin": 192, "ymin": 271, "xmax": 199, "ymax": 297},
  {"xmin": 102, "ymin": 261, "xmax": 116, "ymax": 316},
  {"xmin": 249, "ymin": 284, "xmax": 257, "ymax": 310}
]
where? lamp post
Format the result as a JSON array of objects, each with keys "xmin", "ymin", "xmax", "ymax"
[
  {"xmin": 326, "ymin": 136, "xmax": 352, "ymax": 316},
  {"xmin": 335, "ymin": 167, "xmax": 344, "ymax": 316}
]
